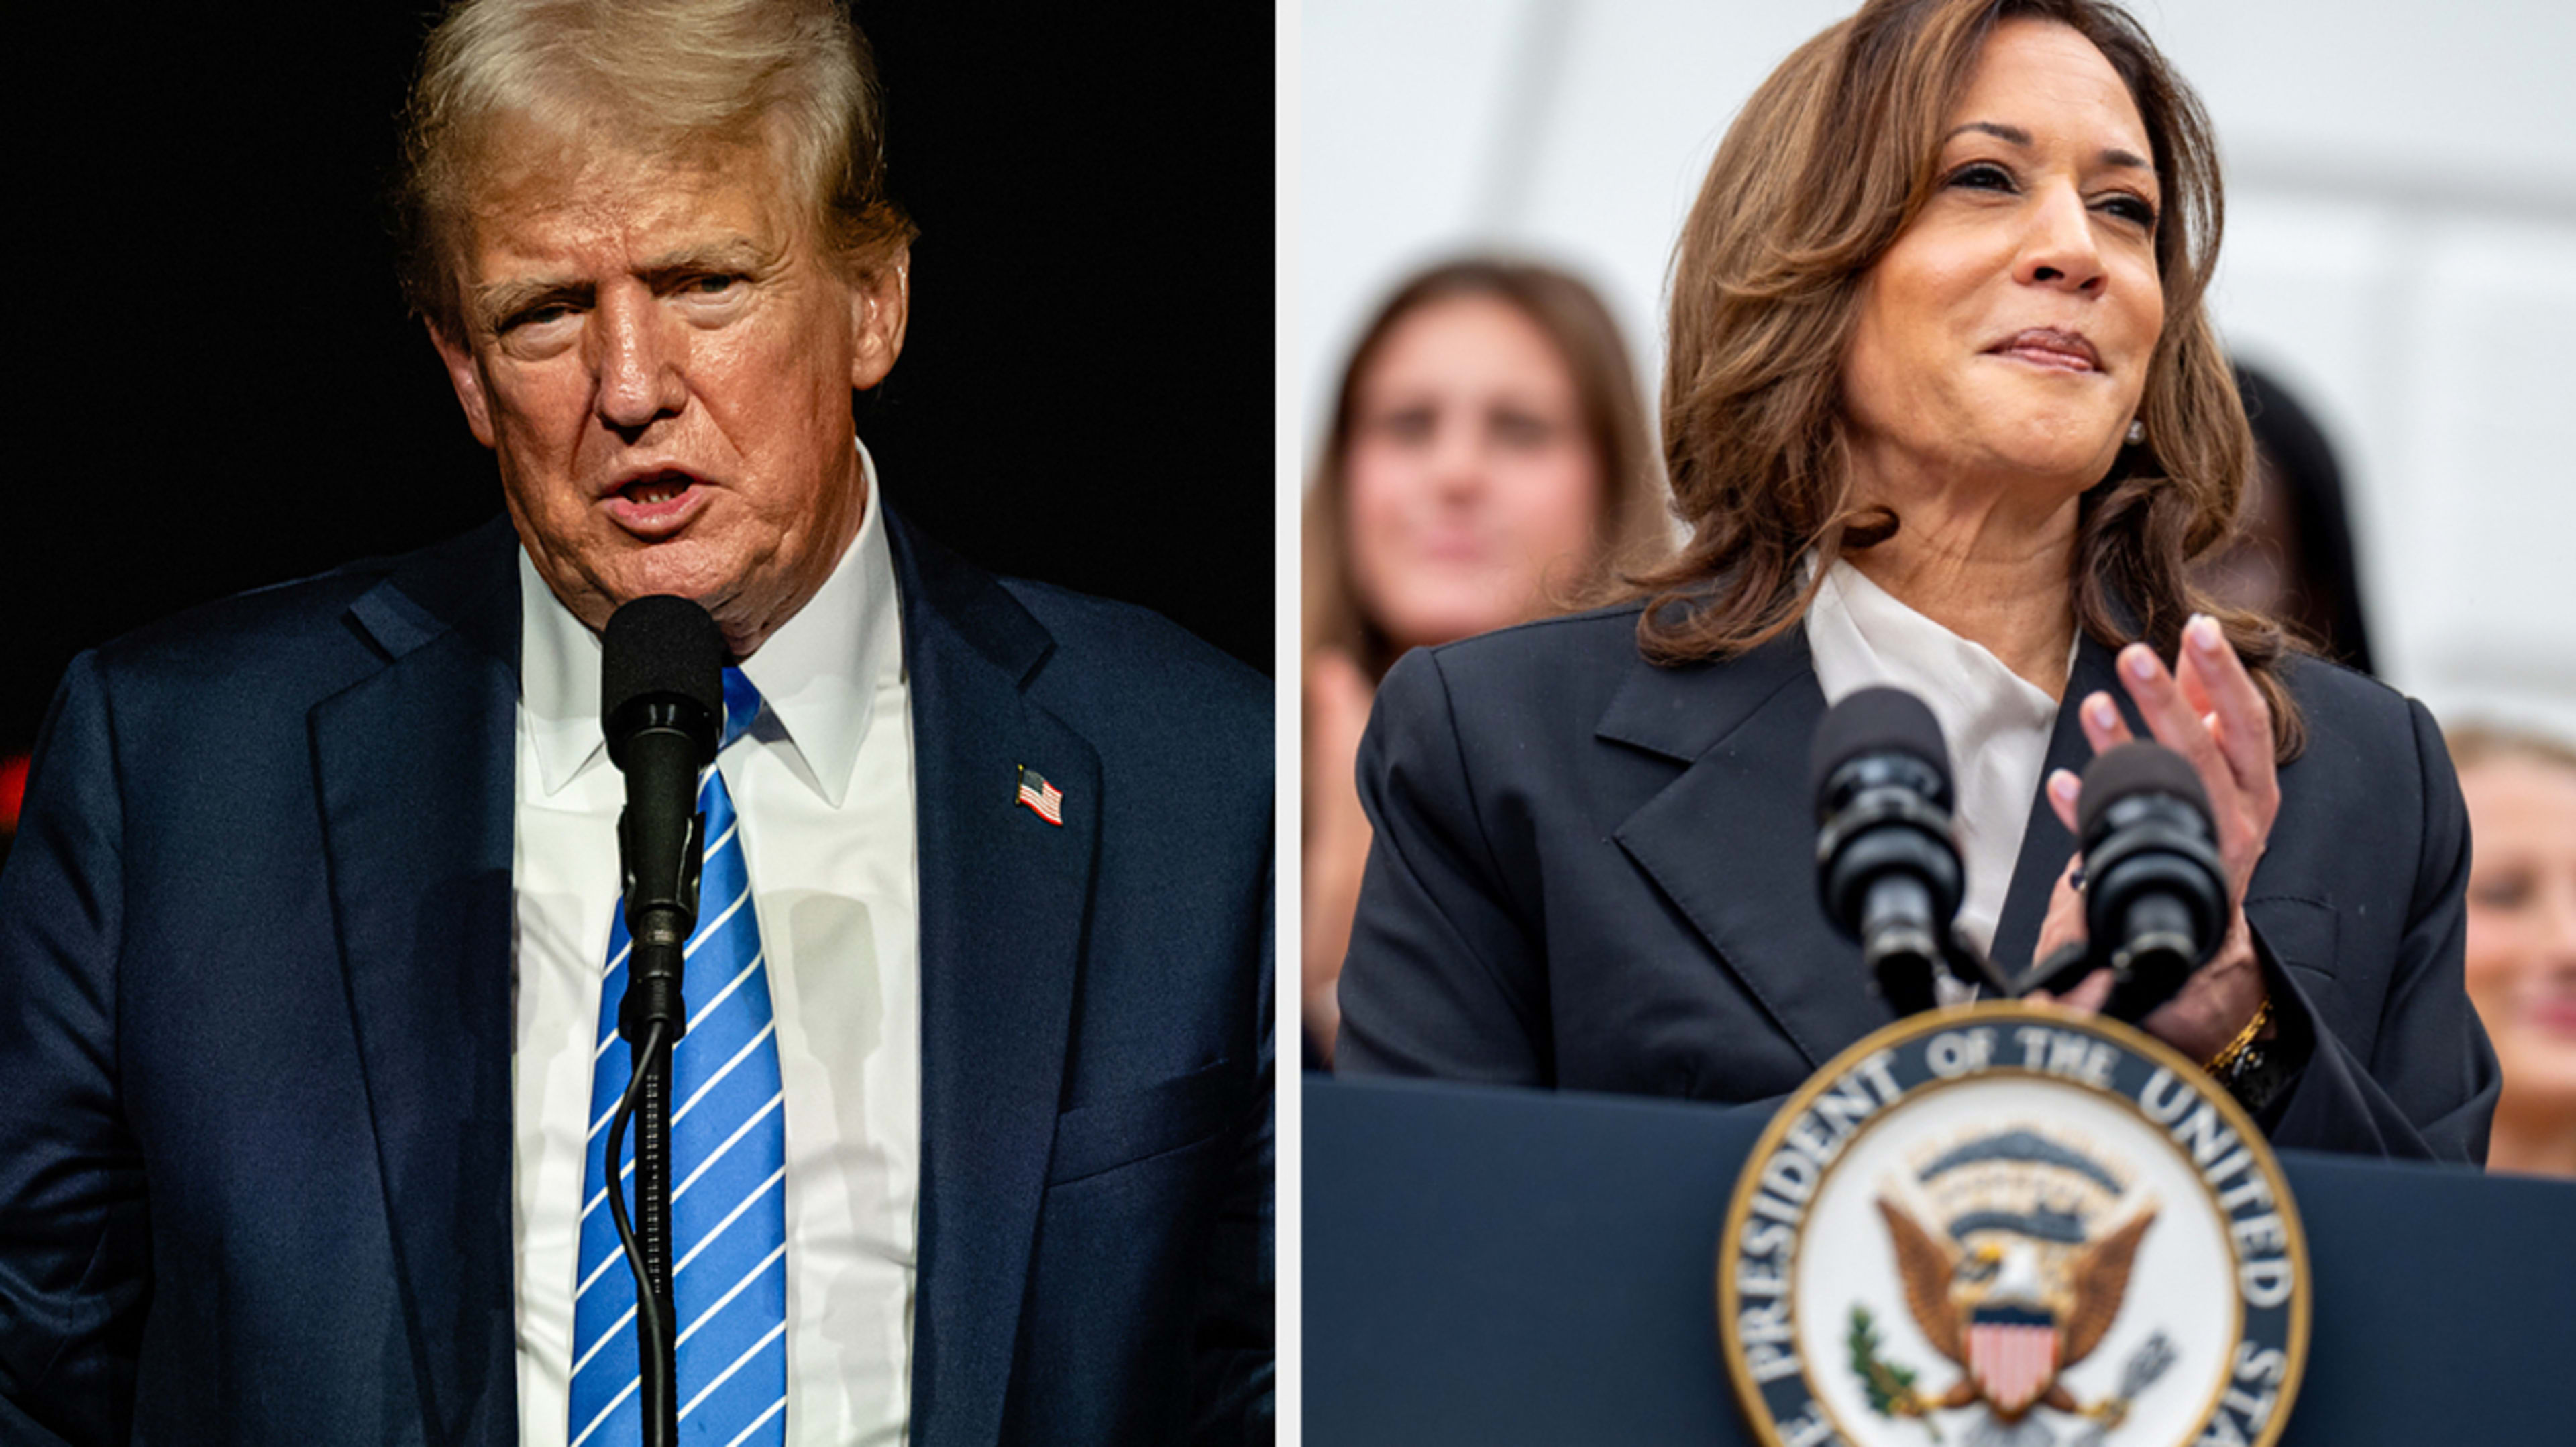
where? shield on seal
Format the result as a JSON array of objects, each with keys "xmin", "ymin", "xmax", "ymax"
[{"xmin": 1968, "ymin": 1304, "xmax": 2059, "ymax": 1416}]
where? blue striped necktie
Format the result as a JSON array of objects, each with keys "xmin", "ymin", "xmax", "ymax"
[{"xmin": 571, "ymin": 667, "xmax": 788, "ymax": 1447}]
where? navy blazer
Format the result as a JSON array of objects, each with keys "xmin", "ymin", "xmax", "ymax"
[
  {"xmin": 0, "ymin": 513, "xmax": 1273, "ymax": 1446},
  {"xmin": 1336, "ymin": 605, "xmax": 2497, "ymax": 1163}
]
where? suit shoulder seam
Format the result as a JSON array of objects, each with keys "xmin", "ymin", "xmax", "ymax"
[{"xmin": 1423, "ymin": 602, "xmax": 1645, "ymax": 658}]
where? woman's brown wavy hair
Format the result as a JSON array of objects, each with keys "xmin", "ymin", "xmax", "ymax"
[{"xmin": 1634, "ymin": 0, "xmax": 2304, "ymax": 759}]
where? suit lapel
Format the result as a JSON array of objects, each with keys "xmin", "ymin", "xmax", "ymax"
[
  {"xmin": 1596, "ymin": 631, "xmax": 1892, "ymax": 1069},
  {"xmin": 889, "ymin": 515, "xmax": 1097, "ymax": 1447},
  {"xmin": 312, "ymin": 518, "xmax": 522, "ymax": 1443},
  {"xmin": 1988, "ymin": 633, "xmax": 2146, "ymax": 973},
  {"xmin": 1598, "ymin": 619, "xmax": 2155, "ymax": 1045}
]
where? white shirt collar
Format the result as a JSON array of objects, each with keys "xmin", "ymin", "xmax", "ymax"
[
  {"xmin": 518, "ymin": 439, "xmax": 902, "ymax": 808},
  {"xmin": 1805, "ymin": 556, "xmax": 2063, "ymax": 722}
]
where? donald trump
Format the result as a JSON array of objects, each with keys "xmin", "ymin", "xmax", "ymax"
[{"xmin": 0, "ymin": 3, "xmax": 1274, "ymax": 1444}]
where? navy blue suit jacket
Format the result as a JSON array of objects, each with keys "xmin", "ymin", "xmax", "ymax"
[
  {"xmin": 0, "ymin": 513, "xmax": 1273, "ymax": 1446},
  {"xmin": 1336, "ymin": 606, "xmax": 2497, "ymax": 1163}
]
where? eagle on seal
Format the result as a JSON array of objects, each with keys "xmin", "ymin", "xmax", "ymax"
[{"xmin": 1876, "ymin": 1195, "xmax": 2157, "ymax": 1423}]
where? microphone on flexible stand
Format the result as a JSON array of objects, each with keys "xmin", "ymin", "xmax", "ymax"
[
  {"xmin": 2039, "ymin": 741, "xmax": 2232, "ymax": 1021},
  {"xmin": 600, "ymin": 594, "xmax": 724, "ymax": 1447},
  {"xmin": 1811, "ymin": 686, "xmax": 2009, "ymax": 1015}
]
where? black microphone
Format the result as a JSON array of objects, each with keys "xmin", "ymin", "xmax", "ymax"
[
  {"xmin": 600, "ymin": 594, "xmax": 724, "ymax": 1447},
  {"xmin": 1813, "ymin": 686, "xmax": 1968, "ymax": 1016},
  {"xmin": 2075, "ymin": 741, "xmax": 2231, "ymax": 1022},
  {"xmin": 602, "ymin": 596, "xmax": 725, "ymax": 1042}
]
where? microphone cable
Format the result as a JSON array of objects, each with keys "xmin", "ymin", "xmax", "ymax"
[{"xmin": 603, "ymin": 1016, "xmax": 678, "ymax": 1447}]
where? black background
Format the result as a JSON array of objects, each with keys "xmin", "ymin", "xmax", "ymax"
[{"xmin": 8, "ymin": 3, "xmax": 1275, "ymax": 778}]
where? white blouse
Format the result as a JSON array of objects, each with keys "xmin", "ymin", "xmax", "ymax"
[{"xmin": 1803, "ymin": 558, "xmax": 2068, "ymax": 965}]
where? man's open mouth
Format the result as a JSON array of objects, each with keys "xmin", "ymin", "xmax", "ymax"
[
  {"xmin": 616, "ymin": 470, "xmax": 699, "ymax": 505},
  {"xmin": 601, "ymin": 468, "xmax": 712, "ymax": 537}
]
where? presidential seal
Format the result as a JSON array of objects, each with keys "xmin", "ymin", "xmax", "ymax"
[{"xmin": 1717, "ymin": 1004, "xmax": 2307, "ymax": 1447}]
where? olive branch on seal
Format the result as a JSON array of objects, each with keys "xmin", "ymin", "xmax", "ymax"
[{"xmin": 1847, "ymin": 1305, "xmax": 1943, "ymax": 1442}]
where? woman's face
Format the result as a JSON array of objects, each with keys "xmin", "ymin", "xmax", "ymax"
[
  {"xmin": 1344, "ymin": 293, "xmax": 1603, "ymax": 653},
  {"xmin": 2459, "ymin": 757, "xmax": 2576, "ymax": 1112},
  {"xmin": 1841, "ymin": 18, "xmax": 2164, "ymax": 501}
]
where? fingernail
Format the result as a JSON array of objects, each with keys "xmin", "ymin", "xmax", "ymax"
[
  {"xmin": 2124, "ymin": 646, "xmax": 2157, "ymax": 681},
  {"xmin": 2189, "ymin": 614, "xmax": 2223, "ymax": 653},
  {"xmin": 2049, "ymin": 770, "xmax": 2079, "ymax": 803},
  {"xmin": 2086, "ymin": 695, "xmax": 2117, "ymax": 728}
]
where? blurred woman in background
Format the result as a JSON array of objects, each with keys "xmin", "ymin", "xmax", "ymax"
[
  {"xmin": 1303, "ymin": 260, "xmax": 1668, "ymax": 1064},
  {"xmin": 2449, "ymin": 724, "xmax": 2576, "ymax": 1176},
  {"xmin": 2193, "ymin": 361, "xmax": 2378, "ymax": 675}
]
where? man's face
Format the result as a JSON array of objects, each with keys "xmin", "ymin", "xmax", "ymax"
[{"xmin": 429, "ymin": 124, "xmax": 907, "ymax": 657}]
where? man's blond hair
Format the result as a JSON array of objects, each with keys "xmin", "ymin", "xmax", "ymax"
[{"xmin": 395, "ymin": 0, "xmax": 916, "ymax": 340}]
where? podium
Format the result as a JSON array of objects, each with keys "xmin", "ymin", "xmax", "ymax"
[{"xmin": 1304, "ymin": 1075, "xmax": 2576, "ymax": 1446}]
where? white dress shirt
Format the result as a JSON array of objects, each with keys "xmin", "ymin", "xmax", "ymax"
[
  {"xmin": 1805, "ymin": 557, "xmax": 2066, "ymax": 962},
  {"xmin": 510, "ymin": 453, "xmax": 921, "ymax": 1446}
]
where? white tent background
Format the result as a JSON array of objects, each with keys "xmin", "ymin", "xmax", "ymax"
[{"xmin": 1299, "ymin": 0, "xmax": 2576, "ymax": 739}]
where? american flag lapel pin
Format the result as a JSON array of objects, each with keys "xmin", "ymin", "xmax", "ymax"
[{"xmin": 1015, "ymin": 764, "xmax": 1065, "ymax": 826}]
